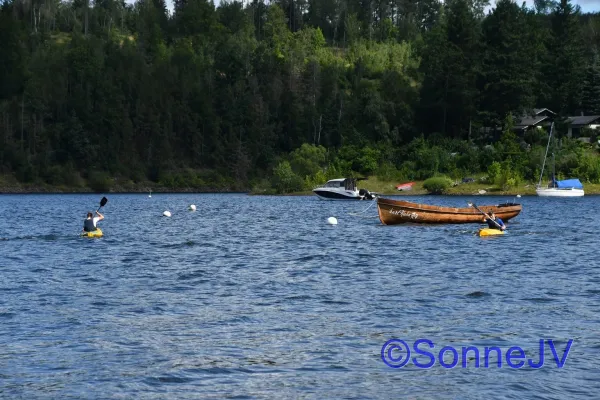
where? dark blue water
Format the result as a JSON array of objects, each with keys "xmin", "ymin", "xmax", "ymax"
[{"xmin": 1, "ymin": 193, "xmax": 599, "ymax": 399}]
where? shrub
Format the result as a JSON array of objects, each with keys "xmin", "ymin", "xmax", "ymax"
[
  {"xmin": 486, "ymin": 161, "xmax": 502, "ymax": 184},
  {"xmin": 272, "ymin": 161, "xmax": 304, "ymax": 193},
  {"xmin": 423, "ymin": 176, "xmax": 453, "ymax": 194},
  {"xmin": 575, "ymin": 152, "xmax": 600, "ymax": 183},
  {"xmin": 493, "ymin": 162, "xmax": 522, "ymax": 190},
  {"xmin": 376, "ymin": 162, "xmax": 405, "ymax": 182},
  {"xmin": 290, "ymin": 143, "xmax": 328, "ymax": 177},
  {"xmin": 356, "ymin": 146, "xmax": 381, "ymax": 175},
  {"xmin": 44, "ymin": 165, "xmax": 83, "ymax": 187},
  {"xmin": 88, "ymin": 171, "xmax": 112, "ymax": 192},
  {"xmin": 304, "ymin": 169, "xmax": 328, "ymax": 191},
  {"xmin": 251, "ymin": 178, "xmax": 277, "ymax": 195}
]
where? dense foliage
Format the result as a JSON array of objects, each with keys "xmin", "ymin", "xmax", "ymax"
[{"xmin": 0, "ymin": 0, "xmax": 599, "ymax": 191}]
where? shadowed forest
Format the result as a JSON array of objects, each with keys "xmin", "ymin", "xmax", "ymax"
[{"xmin": 1, "ymin": 0, "xmax": 599, "ymax": 192}]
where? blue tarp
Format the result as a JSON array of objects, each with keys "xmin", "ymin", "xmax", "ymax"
[{"xmin": 553, "ymin": 179, "xmax": 584, "ymax": 189}]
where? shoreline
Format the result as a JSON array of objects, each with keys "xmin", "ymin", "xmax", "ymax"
[
  {"xmin": 0, "ymin": 182, "xmax": 247, "ymax": 195},
  {"xmin": 2, "ymin": 179, "xmax": 600, "ymax": 196},
  {"xmin": 2, "ymin": 188, "xmax": 599, "ymax": 196}
]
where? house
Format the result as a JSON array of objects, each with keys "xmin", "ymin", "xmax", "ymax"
[
  {"xmin": 566, "ymin": 115, "xmax": 600, "ymax": 139},
  {"xmin": 513, "ymin": 108, "xmax": 556, "ymax": 132}
]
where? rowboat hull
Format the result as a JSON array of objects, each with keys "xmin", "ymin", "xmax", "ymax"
[{"xmin": 376, "ymin": 198, "xmax": 522, "ymax": 225}]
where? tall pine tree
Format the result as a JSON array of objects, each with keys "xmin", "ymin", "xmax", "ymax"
[
  {"xmin": 418, "ymin": 0, "xmax": 481, "ymax": 138},
  {"xmin": 545, "ymin": 0, "xmax": 585, "ymax": 115},
  {"xmin": 581, "ymin": 53, "xmax": 600, "ymax": 115},
  {"xmin": 481, "ymin": 0, "xmax": 536, "ymax": 125}
]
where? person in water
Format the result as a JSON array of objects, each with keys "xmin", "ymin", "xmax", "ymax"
[
  {"xmin": 83, "ymin": 210, "xmax": 104, "ymax": 232},
  {"xmin": 483, "ymin": 212, "xmax": 505, "ymax": 230}
]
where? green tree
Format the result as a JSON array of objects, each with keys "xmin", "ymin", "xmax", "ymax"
[
  {"xmin": 581, "ymin": 54, "xmax": 600, "ymax": 115},
  {"xmin": 545, "ymin": 0, "xmax": 585, "ymax": 115},
  {"xmin": 272, "ymin": 160, "xmax": 304, "ymax": 193},
  {"xmin": 418, "ymin": 0, "xmax": 481, "ymax": 138},
  {"xmin": 481, "ymin": 0, "xmax": 536, "ymax": 125}
]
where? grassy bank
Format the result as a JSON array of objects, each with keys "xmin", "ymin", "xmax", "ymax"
[
  {"xmin": 3, "ymin": 173, "xmax": 600, "ymax": 195},
  {"xmin": 291, "ymin": 176, "xmax": 600, "ymax": 196},
  {"xmin": 366, "ymin": 179, "xmax": 600, "ymax": 196}
]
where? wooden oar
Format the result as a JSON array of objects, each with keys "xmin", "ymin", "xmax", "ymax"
[{"xmin": 467, "ymin": 201, "xmax": 503, "ymax": 230}]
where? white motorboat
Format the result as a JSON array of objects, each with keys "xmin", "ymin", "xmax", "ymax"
[
  {"xmin": 536, "ymin": 123, "xmax": 584, "ymax": 197},
  {"xmin": 313, "ymin": 178, "xmax": 376, "ymax": 200}
]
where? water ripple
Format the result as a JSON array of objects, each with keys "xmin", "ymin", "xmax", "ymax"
[{"xmin": 0, "ymin": 194, "xmax": 598, "ymax": 398}]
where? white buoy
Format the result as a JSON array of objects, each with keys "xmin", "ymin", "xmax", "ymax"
[
  {"xmin": 189, "ymin": 204, "xmax": 196, "ymax": 211},
  {"xmin": 163, "ymin": 211, "xmax": 171, "ymax": 217},
  {"xmin": 516, "ymin": 194, "xmax": 521, "ymax": 198},
  {"xmin": 327, "ymin": 217, "xmax": 338, "ymax": 225}
]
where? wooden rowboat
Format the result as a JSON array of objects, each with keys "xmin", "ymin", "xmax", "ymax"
[{"xmin": 377, "ymin": 197, "xmax": 522, "ymax": 225}]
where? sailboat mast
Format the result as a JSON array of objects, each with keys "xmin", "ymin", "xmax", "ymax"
[
  {"xmin": 552, "ymin": 152, "xmax": 556, "ymax": 185},
  {"xmin": 538, "ymin": 122, "xmax": 553, "ymax": 187}
]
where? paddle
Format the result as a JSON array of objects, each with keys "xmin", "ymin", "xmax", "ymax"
[
  {"xmin": 96, "ymin": 196, "xmax": 108, "ymax": 213},
  {"xmin": 467, "ymin": 201, "xmax": 503, "ymax": 230}
]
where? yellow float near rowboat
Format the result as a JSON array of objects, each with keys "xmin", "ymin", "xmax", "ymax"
[{"xmin": 478, "ymin": 228, "xmax": 504, "ymax": 237}]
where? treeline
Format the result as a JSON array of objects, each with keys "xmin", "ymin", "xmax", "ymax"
[{"xmin": 0, "ymin": 0, "xmax": 599, "ymax": 191}]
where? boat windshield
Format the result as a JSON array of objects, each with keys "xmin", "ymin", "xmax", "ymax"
[
  {"xmin": 324, "ymin": 181, "xmax": 344, "ymax": 188},
  {"xmin": 344, "ymin": 179, "xmax": 357, "ymax": 190},
  {"xmin": 317, "ymin": 179, "xmax": 357, "ymax": 190}
]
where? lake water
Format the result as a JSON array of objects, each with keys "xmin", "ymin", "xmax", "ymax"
[{"xmin": 1, "ymin": 193, "xmax": 599, "ymax": 399}]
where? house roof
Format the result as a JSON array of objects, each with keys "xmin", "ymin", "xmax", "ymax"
[
  {"xmin": 513, "ymin": 108, "xmax": 556, "ymax": 129},
  {"xmin": 567, "ymin": 115, "xmax": 600, "ymax": 126},
  {"xmin": 514, "ymin": 115, "xmax": 549, "ymax": 129},
  {"xmin": 532, "ymin": 108, "xmax": 556, "ymax": 115}
]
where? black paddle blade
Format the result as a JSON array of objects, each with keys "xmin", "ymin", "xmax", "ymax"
[{"xmin": 100, "ymin": 197, "xmax": 108, "ymax": 207}]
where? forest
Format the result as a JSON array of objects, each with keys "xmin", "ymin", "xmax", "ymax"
[{"xmin": 0, "ymin": 0, "xmax": 600, "ymax": 192}]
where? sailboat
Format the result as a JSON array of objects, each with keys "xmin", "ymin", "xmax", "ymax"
[{"xmin": 536, "ymin": 122, "xmax": 584, "ymax": 197}]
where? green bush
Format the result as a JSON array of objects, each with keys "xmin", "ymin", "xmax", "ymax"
[
  {"xmin": 398, "ymin": 161, "xmax": 418, "ymax": 180},
  {"xmin": 88, "ymin": 171, "xmax": 112, "ymax": 192},
  {"xmin": 304, "ymin": 169, "xmax": 327, "ymax": 191},
  {"xmin": 289, "ymin": 143, "xmax": 328, "ymax": 177},
  {"xmin": 272, "ymin": 161, "xmax": 304, "ymax": 193},
  {"xmin": 486, "ymin": 161, "xmax": 502, "ymax": 184},
  {"xmin": 251, "ymin": 178, "xmax": 277, "ymax": 195},
  {"xmin": 575, "ymin": 152, "xmax": 600, "ymax": 183},
  {"xmin": 423, "ymin": 176, "xmax": 453, "ymax": 194},
  {"xmin": 376, "ymin": 162, "xmax": 405, "ymax": 182},
  {"xmin": 493, "ymin": 162, "xmax": 522, "ymax": 190},
  {"xmin": 129, "ymin": 167, "xmax": 146, "ymax": 183},
  {"xmin": 43, "ymin": 165, "xmax": 83, "ymax": 187},
  {"xmin": 356, "ymin": 146, "xmax": 380, "ymax": 174}
]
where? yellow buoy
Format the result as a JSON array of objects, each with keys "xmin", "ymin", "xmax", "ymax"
[{"xmin": 479, "ymin": 228, "xmax": 504, "ymax": 237}]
